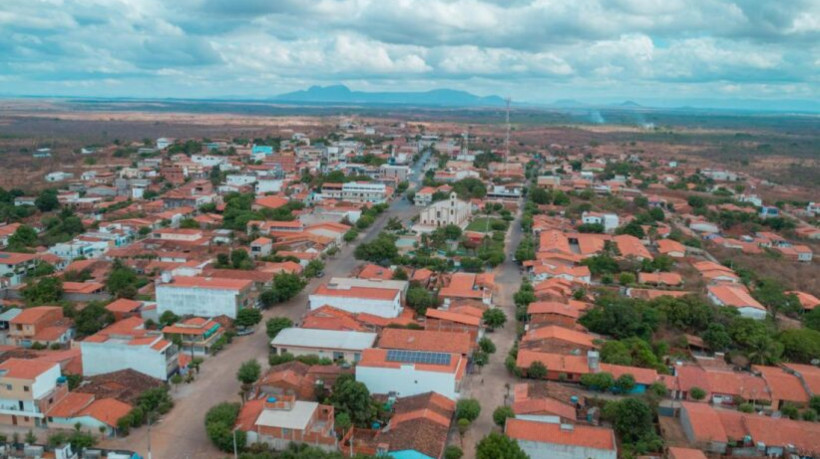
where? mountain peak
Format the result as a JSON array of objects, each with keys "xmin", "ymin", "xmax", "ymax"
[{"xmin": 274, "ymin": 86, "xmax": 505, "ymax": 107}]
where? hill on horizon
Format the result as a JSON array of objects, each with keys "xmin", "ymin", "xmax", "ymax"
[{"xmin": 273, "ymin": 85, "xmax": 506, "ymax": 107}]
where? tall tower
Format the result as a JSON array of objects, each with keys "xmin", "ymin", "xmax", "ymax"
[{"xmin": 505, "ymin": 97, "xmax": 511, "ymax": 160}]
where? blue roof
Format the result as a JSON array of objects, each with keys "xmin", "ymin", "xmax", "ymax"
[{"xmin": 252, "ymin": 145, "xmax": 274, "ymax": 155}]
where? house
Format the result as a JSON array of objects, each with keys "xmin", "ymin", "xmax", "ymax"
[
  {"xmin": 425, "ymin": 308, "xmax": 482, "ymax": 344},
  {"xmin": 340, "ymin": 392, "xmax": 454, "ymax": 459},
  {"xmin": 581, "ymin": 212, "xmax": 619, "ymax": 233},
  {"xmin": 8, "ymin": 306, "xmax": 74, "ymax": 348},
  {"xmin": 162, "ymin": 317, "xmax": 224, "ymax": 356},
  {"xmin": 753, "ymin": 365, "xmax": 810, "ymax": 410},
  {"xmin": 526, "ymin": 301, "xmax": 584, "ymax": 329},
  {"xmin": 613, "ymin": 234, "xmax": 652, "ymax": 260},
  {"xmin": 657, "ymin": 239, "xmax": 686, "ymax": 258},
  {"xmin": 438, "ymin": 272, "xmax": 494, "ymax": 306},
  {"xmin": 81, "ymin": 316, "xmax": 179, "ymax": 381},
  {"xmin": 521, "ymin": 326, "xmax": 598, "ymax": 354},
  {"xmin": 414, "ymin": 187, "xmax": 435, "ymax": 207},
  {"xmin": 308, "ymin": 278, "xmax": 407, "ymax": 318},
  {"xmin": 0, "ymin": 308, "xmax": 21, "ymax": 345},
  {"xmin": 257, "ymin": 361, "xmax": 350, "ymax": 401},
  {"xmin": 378, "ymin": 329, "xmax": 473, "ymax": 355},
  {"xmin": 707, "ymin": 284, "xmax": 767, "ymax": 320},
  {"xmin": 46, "ymin": 393, "xmax": 132, "ymax": 436},
  {"xmin": 638, "ymin": 272, "xmax": 683, "ymax": 286},
  {"xmin": 236, "ymin": 396, "xmax": 337, "ymax": 452},
  {"xmin": 0, "ymin": 251, "xmax": 38, "ymax": 286},
  {"xmin": 418, "ymin": 193, "xmax": 471, "ymax": 229},
  {"xmin": 252, "ymin": 196, "xmax": 289, "ymax": 211},
  {"xmin": 0, "ymin": 357, "xmax": 67, "ymax": 428},
  {"xmin": 759, "ymin": 205, "xmax": 780, "ymax": 219},
  {"xmin": 0, "ymin": 223, "xmax": 22, "ymax": 247},
  {"xmin": 250, "ymin": 237, "xmax": 273, "ymax": 258},
  {"xmin": 355, "ymin": 348, "xmax": 467, "ymax": 400},
  {"xmin": 270, "ymin": 328, "xmax": 376, "ymax": 363},
  {"xmin": 678, "ymin": 402, "xmax": 728, "ymax": 454},
  {"xmin": 104, "ymin": 298, "xmax": 147, "ymax": 321},
  {"xmin": 506, "ymin": 418, "xmax": 617, "ymax": 459},
  {"xmin": 516, "ymin": 349, "xmax": 592, "ymax": 383},
  {"xmin": 783, "ymin": 363, "xmax": 820, "ymax": 397},
  {"xmin": 531, "ymin": 264, "xmax": 591, "ymax": 284},
  {"xmin": 667, "ymin": 447, "xmax": 708, "ymax": 459},
  {"xmin": 156, "ymin": 275, "xmax": 255, "ymax": 319},
  {"xmin": 512, "ymin": 383, "xmax": 578, "ymax": 424}
]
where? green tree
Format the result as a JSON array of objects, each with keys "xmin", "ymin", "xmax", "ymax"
[
  {"xmin": 444, "ymin": 445, "xmax": 464, "ymax": 459},
  {"xmin": 804, "ymin": 308, "xmax": 820, "ymax": 332},
  {"xmin": 778, "ymin": 328, "xmax": 820, "ymax": 363},
  {"xmin": 475, "ymin": 432, "xmax": 528, "ymax": 459},
  {"xmin": 391, "ymin": 267, "xmax": 409, "ymax": 280},
  {"xmin": 492, "ymin": 406, "xmax": 515, "ymax": 427},
  {"xmin": 266, "ymin": 317, "xmax": 293, "ymax": 338},
  {"xmin": 354, "ymin": 232, "xmax": 399, "ymax": 262},
  {"xmin": 527, "ymin": 361, "xmax": 547, "ymax": 379},
  {"xmin": 406, "ymin": 286, "xmax": 436, "ymax": 314},
  {"xmin": 343, "ymin": 229, "xmax": 359, "ymax": 243},
  {"xmin": 482, "ymin": 308, "xmax": 507, "ymax": 331},
  {"xmin": 7, "ymin": 225, "xmax": 38, "ymax": 249},
  {"xmin": 614, "ymin": 374, "xmax": 636, "ymax": 393},
  {"xmin": 479, "ymin": 337, "xmax": 496, "ymax": 354},
  {"xmin": 702, "ymin": 323, "xmax": 732, "ymax": 351},
  {"xmin": 205, "ymin": 403, "xmax": 245, "ymax": 452},
  {"xmin": 616, "ymin": 221, "xmax": 645, "ymax": 239},
  {"xmin": 235, "ymin": 308, "xmax": 262, "ymax": 329},
  {"xmin": 35, "ymin": 189, "xmax": 60, "ymax": 212},
  {"xmin": 456, "ymin": 398, "xmax": 481, "ymax": 422},
  {"xmin": 260, "ymin": 273, "xmax": 307, "ymax": 307},
  {"xmin": 304, "ymin": 259, "xmax": 325, "ymax": 278},
  {"xmin": 31, "ymin": 261, "xmax": 55, "ymax": 277},
  {"xmin": 330, "ymin": 376, "xmax": 375, "ymax": 427},
  {"xmin": 22, "ymin": 277, "xmax": 63, "ymax": 305},
  {"xmin": 580, "ymin": 372, "xmax": 615, "ymax": 391},
  {"xmin": 237, "ymin": 359, "xmax": 261, "ymax": 385},
  {"xmin": 619, "ymin": 272, "xmax": 636, "ymax": 285},
  {"xmin": 105, "ymin": 261, "xmax": 139, "ymax": 299},
  {"xmin": 75, "ymin": 302, "xmax": 115, "ymax": 337},
  {"xmin": 690, "ymin": 387, "xmax": 707, "ymax": 400}
]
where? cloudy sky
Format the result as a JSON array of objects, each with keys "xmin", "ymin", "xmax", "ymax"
[{"xmin": 1, "ymin": 0, "xmax": 818, "ymax": 105}]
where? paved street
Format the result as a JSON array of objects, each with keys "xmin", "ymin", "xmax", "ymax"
[
  {"xmin": 98, "ymin": 155, "xmax": 429, "ymax": 458},
  {"xmin": 458, "ymin": 207, "xmax": 524, "ymax": 458}
]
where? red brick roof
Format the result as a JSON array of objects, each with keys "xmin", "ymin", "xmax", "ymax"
[
  {"xmin": 378, "ymin": 329, "xmax": 472, "ymax": 355},
  {"xmin": 164, "ymin": 276, "xmax": 252, "ymax": 290}
]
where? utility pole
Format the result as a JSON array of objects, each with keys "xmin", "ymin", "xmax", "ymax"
[
  {"xmin": 147, "ymin": 417, "xmax": 152, "ymax": 459},
  {"xmin": 232, "ymin": 428, "xmax": 239, "ymax": 459}
]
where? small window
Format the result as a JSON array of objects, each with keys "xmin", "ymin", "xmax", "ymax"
[
  {"xmin": 5, "ymin": 384, "xmax": 11, "ymax": 390},
  {"xmin": 23, "ymin": 386, "xmax": 29, "ymax": 392}
]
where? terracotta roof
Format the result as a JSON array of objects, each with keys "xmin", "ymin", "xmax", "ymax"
[
  {"xmin": 0, "ymin": 251, "xmax": 36, "ymax": 265},
  {"xmin": 80, "ymin": 398, "xmax": 133, "ymax": 427},
  {"xmin": 513, "ymin": 395, "xmax": 576, "ymax": 420},
  {"xmin": 62, "ymin": 281, "xmax": 105, "ymax": 294},
  {"xmin": 47, "ymin": 392, "xmax": 95, "ymax": 418},
  {"xmin": 599, "ymin": 363, "xmax": 658, "ymax": 385},
  {"xmin": 516, "ymin": 350, "xmax": 589, "ymax": 375},
  {"xmin": 357, "ymin": 264, "xmax": 394, "ymax": 280},
  {"xmin": 378, "ymin": 329, "xmax": 472, "ymax": 355},
  {"xmin": 522, "ymin": 325, "xmax": 597, "ymax": 348},
  {"xmin": 0, "ymin": 357, "xmax": 58, "ymax": 379},
  {"xmin": 506, "ymin": 418, "xmax": 615, "ymax": 450},
  {"xmin": 313, "ymin": 284, "xmax": 400, "ymax": 301},
  {"xmin": 105, "ymin": 298, "xmax": 143, "ymax": 313},
  {"xmin": 788, "ymin": 291, "xmax": 820, "ymax": 310},
  {"xmin": 708, "ymin": 284, "xmax": 765, "ymax": 311},
  {"xmin": 614, "ymin": 234, "xmax": 653, "ymax": 259},
  {"xmin": 526, "ymin": 301, "xmax": 582, "ymax": 318},
  {"xmin": 10, "ymin": 306, "xmax": 62, "ymax": 325},
  {"xmin": 783, "ymin": 363, "xmax": 820, "ymax": 395},
  {"xmin": 254, "ymin": 196, "xmax": 289, "ymax": 209},
  {"xmin": 668, "ymin": 447, "xmax": 709, "ymax": 459},
  {"xmin": 235, "ymin": 399, "xmax": 265, "ymax": 431},
  {"xmin": 680, "ymin": 402, "xmax": 728, "ymax": 443},
  {"xmin": 754, "ymin": 365, "xmax": 810, "ymax": 403},
  {"xmin": 425, "ymin": 308, "xmax": 480, "ymax": 327},
  {"xmin": 358, "ymin": 348, "xmax": 466, "ymax": 376},
  {"xmin": 638, "ymin": 272, "xmax": 683, "ymax": 285},
  {"xmin": 657, "ymin": 239, "xmax": 687, "ymax": 254}
]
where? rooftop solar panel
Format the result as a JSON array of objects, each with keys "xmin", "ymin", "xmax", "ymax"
[{"xmin": 385, "ymin": 349, "xmax": 451, "ymax": 366}]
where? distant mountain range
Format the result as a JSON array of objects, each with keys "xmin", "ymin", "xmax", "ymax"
[{"xmin": 273, "ymin": 85, "xmax": 507, "ymax": 107}]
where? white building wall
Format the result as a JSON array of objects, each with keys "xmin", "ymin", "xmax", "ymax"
[
  {"xmin": 32, "ymin": 365, "xmax": 61, "ymax": 399},
  {"xmin": 81, "ymin": 341, "xmax": 172, "ymax": 380},
  {"xmin": 156, "ymin": 286, "xmax": 240, "ymax": 319},
  {"xmin": 516, "ymin": 414, "xmax": 561, "ymax": 424},
  {"xmin": 308, "ymin": 294, "xmax": 401, "ymax": 318},
  {"xmin": 516, "ymin": 439, "xmax": 616, "ymax": 459},
  {"xmin": 355, "ymin": 365, "xmax": 458, "ymax": 400}
]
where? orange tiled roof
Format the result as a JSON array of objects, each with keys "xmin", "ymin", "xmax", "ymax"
[
  {"xmin": 378, "ymin": 329, "xmax": 472, "ymax": 355},
  {"xmin": 0, "ymin": 357, "xmax": 57, "ymax": 379},
  {"xmin": 425, "ymin": 308, "xmax": 480, "ymax": 327},
  {"xmin": 164, "ymin": 276, "xmax": 252, "ymax": 290},
  {"xmin": 10, "ymin": 306, "xmax": 62, "ymax": 325},
  {"xmin": 47, "ymin": 392, "xmax": 95, "ymax": 418},
  {"xmin": 754, "ymin": 365, "xmax": 810, "ymax": 403},
  {"xmin": 80, "ymin": 398, "xmax": 132, "ymax": 427},
  {"xmin": 313, "ymin": 284, "xmax": 400, "ymax": 301},
  {"xmin": 506, "ymin": 418, "xmax": 615, "ymax": 450}
]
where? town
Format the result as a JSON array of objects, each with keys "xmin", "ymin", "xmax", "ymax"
[{"xmin": 0, "ymin": 113, "xmax": 818, "ymax": 459}]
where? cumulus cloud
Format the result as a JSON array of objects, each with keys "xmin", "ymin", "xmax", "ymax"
[{"xmin": 0, "ymin": 0, "xmax": 816, "ymax": 101}]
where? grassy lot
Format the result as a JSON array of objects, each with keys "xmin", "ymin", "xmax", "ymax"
[{"xmin": 466, "ymin": 217, "xmax": 504, "ymax": 232}]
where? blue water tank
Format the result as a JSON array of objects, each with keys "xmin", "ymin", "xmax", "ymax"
[
  {"xmin": 267, "ymin": 397, "xmax": 277, "ymax": 403},
  {"xmin": 570, "ymin": 396, "xmax": 579, "ymax": 404},
  {"xmin": 371, "ymin": 421, "xmax": 381, "ymax": 430}
]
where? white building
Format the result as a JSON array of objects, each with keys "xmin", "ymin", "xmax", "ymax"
[
  {"xmin": 0, "ymin": 358, "xmax": 63, "ymax": 427},
  {"xmin": 156, "ymin": 276, "xmax": 254, "ymax": 319},
  {"xmin": 256, "ymin": 179, "xmax": 284, "ymax": 194},
  {"xmin": 226, "ymin": 174, "xmax": 257, "ymax": 186},
  {"xmin": 80, "ymin": 317, "xmax": 178, "ymax": 381},
  {"xmin": 380, "ymin": 164, "xmax": 411, "ymax": 182},
  {"xmin": 45, "ymin": 172, "xmax": 74, "ymax": 182},
  {"xmin": 48, "ymin": 240, "xmax": 109, "ymax": 260},
  {"xmin": 355, "ymin": 349, "xmax": 466, "ymax": 400},
  {"xmin": 506, "ymin": 419, "xmax": 617, "ymax": 459},
  {"xmin": 156, "ymin": 137, "xmax": 173, "ymax": 149},
  {"xmin": 191, "ymin": 154, "xmax": 229, "ymax": 167},
  {"xmin": 341, "ymin": 182, "xmax": 388, "ymax": 204},
  {"xmin": 418, "ymin": 193, "xmax": 471, "ymax": 229},
  {"xmin": 270, "ymin": 328, "xmax": 377, "ymax": 363},
  {"xmin": 707, "ymin": 285, "xmax": 767, "ymax": 320},
  {"xmin": 581, "ymin": 212, "xmax": 619, "ymax": 233},
  {"xmin": 0, "ymin": 252, "xmax": 37, "ymax": 286},
  {"xmin": 308, "ymin": 278, "xmax": 406, "ymax": 318}
]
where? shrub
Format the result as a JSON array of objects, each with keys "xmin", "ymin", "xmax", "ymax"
[
  {"xmin": 455, "ymin": 398, "xmax": 481, "ymax": 422},
  {"xmin": 492, "ymin": 406, "xmax": 515, "ymax": 427}
]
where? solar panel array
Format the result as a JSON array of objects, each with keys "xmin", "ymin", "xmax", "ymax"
[{"xmin": 386, "ymin": 349, "xmax": 451, "ymax": 366}]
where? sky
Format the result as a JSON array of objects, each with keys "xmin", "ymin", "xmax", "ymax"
[{"xmin": 0, "ymin": 0, "xmax": 818, "ymax": 106}]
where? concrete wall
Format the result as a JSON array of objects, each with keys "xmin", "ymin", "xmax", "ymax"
[
  {"xmin": 517, "ymin": 439, "xmax": 616, "ymax": 459},
  {"xmin": 355, "ymin": 365, "xmax": 458, "ymax": 400},
  {"xmin": 81, "ymin": 341, "xmax": 173, "ymax": 381},
  {"xmin": 156, "ymin": 285, "xmax": 240, "ymax": 319}
]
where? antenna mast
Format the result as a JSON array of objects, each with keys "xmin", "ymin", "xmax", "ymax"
[{"xmin": 505, "ymin": 97, "xmax": 511, "ymax": 160}]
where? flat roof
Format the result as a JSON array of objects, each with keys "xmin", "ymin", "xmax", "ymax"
[
  {"xmin": 271, "ymin": 328, "xmax": 377, "ymax": 351},
  {"xmin": 255, "ymin": 401, "xmax": 318, "ymax": 430}
]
